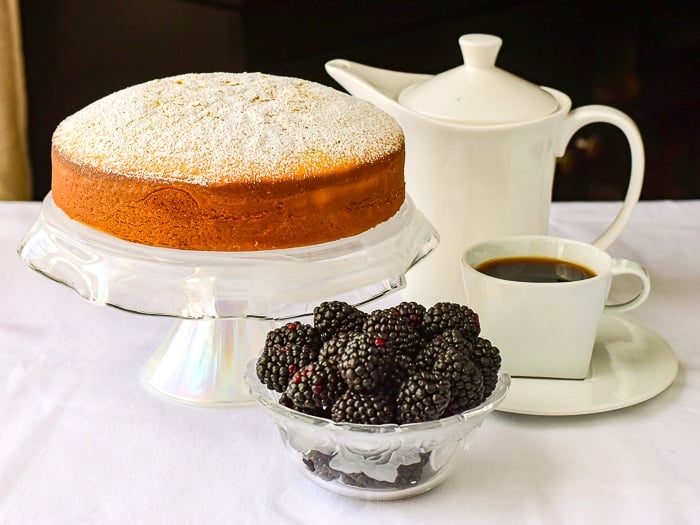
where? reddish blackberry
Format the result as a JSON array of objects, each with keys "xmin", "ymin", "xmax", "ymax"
[
  {"xmin": 285, "ymin": 361, "xmax": 345, "ymax": 416},
  {"xmin": 467, "ymin": 337, "xmax": 502, "ymax": 397},
  {"xmin": 330, "ymin": 390, "xmax": 396, "ymax": 424},
  {"xmin": 433, "ymin": 348, "xmax": 485, "ymax": 414},
  {"xmin": 362, "ymin": 308, "xmax": 423, "ymax": 358},
  {"xmin": 256, "ymin": 321, "xmax": 322, "ymax": 392},
  {"xmin": 313, "ymin": 301, "xmax": 368, "ymax": 341},
  {"xmin": 338, "ymin": 332, "xmax": 392, "ymax": 393},
  {"xmin": 423, "ymin": 302, "xmax": 480, "ymax": 342},
  {"xmin": 397, "ymin": 371, "xmax": 451, "ymax": 424}
]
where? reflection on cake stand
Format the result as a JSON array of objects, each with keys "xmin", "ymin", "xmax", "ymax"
[{"xmin": 18, "ymin": 193, "xmax": 438, "ymax": 406}]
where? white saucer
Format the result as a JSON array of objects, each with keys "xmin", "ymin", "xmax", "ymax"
[{"xmin": 496, "ymin": 315, "xmax": 678, "ymax": 416}]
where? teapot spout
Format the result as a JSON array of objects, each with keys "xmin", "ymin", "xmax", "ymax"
[{"xmin": 325, "ymin": 59, "xmax": 430, "ymax": 123}]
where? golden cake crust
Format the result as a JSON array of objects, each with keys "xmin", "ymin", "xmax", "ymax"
[{"xmin": 50, "ymin": 72, "xmax": 405, "ymax": 251}]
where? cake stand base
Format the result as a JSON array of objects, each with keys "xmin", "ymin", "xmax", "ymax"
[{"xmin": 142, "ymin": 318, "xmax": 276, "ymax": 406}]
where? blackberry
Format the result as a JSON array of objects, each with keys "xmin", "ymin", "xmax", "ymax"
[
  {"xmin": 338, "ymin": 453, "xmax": 430, "ymax": 489},
  {"xmin": 432, "ymin": 329, "xmax": 470, "ymax": 355},
  {"xmin": 433, "ymin": 348, "xmax": 485, "ymax": 414},
  {"xmin": 303, "ymin": 450, "xmax": 430, "ymax": 489},
  {"xmin": 331, "ymin": 390, "xmax": 396, "ymax": 424},
  {"xmin": 362, "ymin": 308, "xmax": 423, "ymax": 358},
  {"xmin": 318, "ymin": 331, "xmax": 355, "ymax": 366},
  {"xmin": 278, "ymin": 392, "xmax": 296, "ymax": 410},
  {"xmin": 285, "ymin": 361, "xmax": 345, "ymax": 416},
  {"xmin": 382, "ymin": 352, "xmax": 414, "ymax": 399},
  {"xmin": 313, "ymin": 301, "xmax": 368, "ymax": 341},
  {"xmin": 393, "ymin": 453, "xmax": 431, "ymax": 488},
  {"xmin": 414, "ymin": 337, "xmax": 445, "ymax": 371},
  {"xmin": 263, "ymin": 321, "xmax": 322, "ymax": 352},
  {"xmin": 467, "ymin": 337, "xmax": 502, "ymax": 397},
  {"xmin": 303, "ymin": 450, "xmax": 340, "ymax": 481},
  {"xmin": 416, "ymin": 328, "xmax": 473, "ymax": 373},
  {"xmin": 397, "ymin": 371, "xmax": 451, "ymax": 424},
  {"xmin": 423, "ymin": 302, "xmax": 480, "ymax": 342},
  {"xmin": 388, "ymin": 301, "xmax": 427, "ymax": 334},
  {"xmin": 256, "ymin": 321, "xmax": 322, "ymax": 392},
  {"xmin": 338, "ymin": 332, "xmax": 392, "ymax": 393}
]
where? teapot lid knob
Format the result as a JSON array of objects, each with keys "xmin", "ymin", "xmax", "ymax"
[{"xmin": 459, "ymin": 34, "xmax": 502, "ymax": 69}]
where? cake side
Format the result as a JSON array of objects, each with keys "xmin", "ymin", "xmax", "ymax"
[{"xmin": 51, "ymin": 144, "xmax": 405, "ymax": 251}]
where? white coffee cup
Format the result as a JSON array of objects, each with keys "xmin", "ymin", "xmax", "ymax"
[{"xmin": 461, "ymin": 235, "xmax": 651, "ymax": 379}]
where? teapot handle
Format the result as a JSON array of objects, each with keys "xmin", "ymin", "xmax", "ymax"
[{"xmin": 556, "ymin": 106, "xmax": 645, "ymax": 250}]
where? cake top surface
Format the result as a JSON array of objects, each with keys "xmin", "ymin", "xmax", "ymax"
[{"xmin": 52, "ymin": 72, "xmax": 404, "ymax": 185}]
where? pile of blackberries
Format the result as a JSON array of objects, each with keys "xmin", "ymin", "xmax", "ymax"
[{"xmin": 255, "ymin": 300, "xmax": 501, "ymax": 425}]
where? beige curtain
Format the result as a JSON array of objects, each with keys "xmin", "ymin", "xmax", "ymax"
[{"xmin": 0, "ymin": 0, "xmax": 31, "ymax": 200}]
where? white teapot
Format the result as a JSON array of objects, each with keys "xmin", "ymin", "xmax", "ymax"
[{"xmin": 325, "ymin": 34, "xmax": 644, "ymax": 305}]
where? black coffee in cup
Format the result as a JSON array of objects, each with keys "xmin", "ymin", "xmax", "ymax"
[{"xmin": 476, "ymin": 256, "xmax": 596, "ymax": 283}]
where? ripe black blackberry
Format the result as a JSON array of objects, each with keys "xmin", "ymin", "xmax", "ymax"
[
  {"xmin": 362, "ymin": 308, "xmax": 423, "ymax": 359},
  {"xmin": 256, "ymin": 346, "xmax": 293, "ymax": 392},
  {"xmin": 396, "ymin": 371, "xmax": 451, "ymax": 424},
  {"xmin": 278, "ymin": 392, "xmax": 296, "ymax": 410},
  {"xmin": 303, "ymin": 450, "xmax": 430, "ymax": 489},
  {"xmin": 467, "ymin": 337, "xmax": 502, "ymax": 397},
  {"xmin": 416, "ymin": 328, "xmax": 469, "ymax": 371},
  {"xmin": 313, "ymin": 301, "xmax": 368, "ymax": 341},
  {"xmin": 338, "ymin": 332, "xmax": 393, "ymax": 393},
  {"xmin": 285, "ymin": 361, "xmax": 345, "ymax": 416},
  {"xmin": 414, "ymin": 337, "xmax": 445, "ymax": 371},
  {"xmin": 382, "ymin": 352, "xmax": 414, "ymax": 399},
  {"xmin": 256, "ymin": 321, "xmax": 322, "ymax": 392},
  {"xmin": 303, "ymin": 450, "xmax": 340, "ymax": 481},
  {"xmin": 330, "ymin": 390, "xmax": 396, "ymax": 424},
  {"xmin": 423, "ymin": 302, "xmax": 480, "ymax": 342},
  {"xmin": 318, "ymin": 331, "xmax": 354, "ymax": 366},
  {"xmin": 264, "ymin": 321, "xmax": 322, "ymax": 352},
  {"xmin": 432, "ymin": 329, "xmax": 470, "ymax": 355},
  {"xmin": 433, "ymin": 348, "xmax": 485, "ymax": 414},
  {"xmin": 338, "ymin": 453, "xmax": 430, "ymax": 489},
  {"xmin": 388, "ymin": 301, "xmax": 427, "ymax": 334}
]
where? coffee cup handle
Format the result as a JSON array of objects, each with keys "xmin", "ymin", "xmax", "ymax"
[
  {"xmin": 604, "ymin": 258, "xmax": 652, "ymax": 314},
  {"xmin": 557, "ymin": 106, "xmax": 645, "ymax": 250}
]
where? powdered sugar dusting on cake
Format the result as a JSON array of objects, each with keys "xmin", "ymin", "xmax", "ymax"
[{"xmin": 51, "ymin": 72, "xmax": 404, "ymax": 185}]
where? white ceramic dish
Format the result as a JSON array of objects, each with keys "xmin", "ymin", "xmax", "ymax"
[{"xmin": 496, "ymin": 315, "xmax": 678, "ymax": 416}]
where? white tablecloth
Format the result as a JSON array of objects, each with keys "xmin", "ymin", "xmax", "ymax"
[{"xmin": 1, "ymin": 200, "xmax": 699, "ymax": 524}]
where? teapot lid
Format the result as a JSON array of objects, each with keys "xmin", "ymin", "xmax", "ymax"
[{"xmin": 398, "ymin": 34, "xmax": 558, "ymax": 124}]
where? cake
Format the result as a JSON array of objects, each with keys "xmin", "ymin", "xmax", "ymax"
[{"xmin": 50, "ymin": 72, "xmax": 405, "ymax": 251}]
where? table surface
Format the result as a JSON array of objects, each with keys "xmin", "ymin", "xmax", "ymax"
[{"xmin": 1, "ymin": 200, "xmax": 699, "ymax": 524}]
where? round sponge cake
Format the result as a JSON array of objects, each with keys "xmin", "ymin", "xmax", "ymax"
[{"xmin": 51, "ymin": 72, "xmax": 405, "ymax": 251}]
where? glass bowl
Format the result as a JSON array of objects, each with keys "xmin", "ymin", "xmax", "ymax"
[{"xmin": 244, "ymin": 360, "xmax": 510, "ymax": 500}]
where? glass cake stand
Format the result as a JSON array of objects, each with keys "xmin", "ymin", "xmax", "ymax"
[{"xmin": 18, "ymin": 193, "xmax": 439, "ymax": 406}]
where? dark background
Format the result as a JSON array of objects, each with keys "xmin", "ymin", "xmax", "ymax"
[{"xmin": 20, "ymin": 0, "xmax": 700, "ymax": 201}]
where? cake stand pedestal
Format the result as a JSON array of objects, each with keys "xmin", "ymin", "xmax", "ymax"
[{"xmin": 18, "ymin": 194, "xmax": 438, "ymax": 406}]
